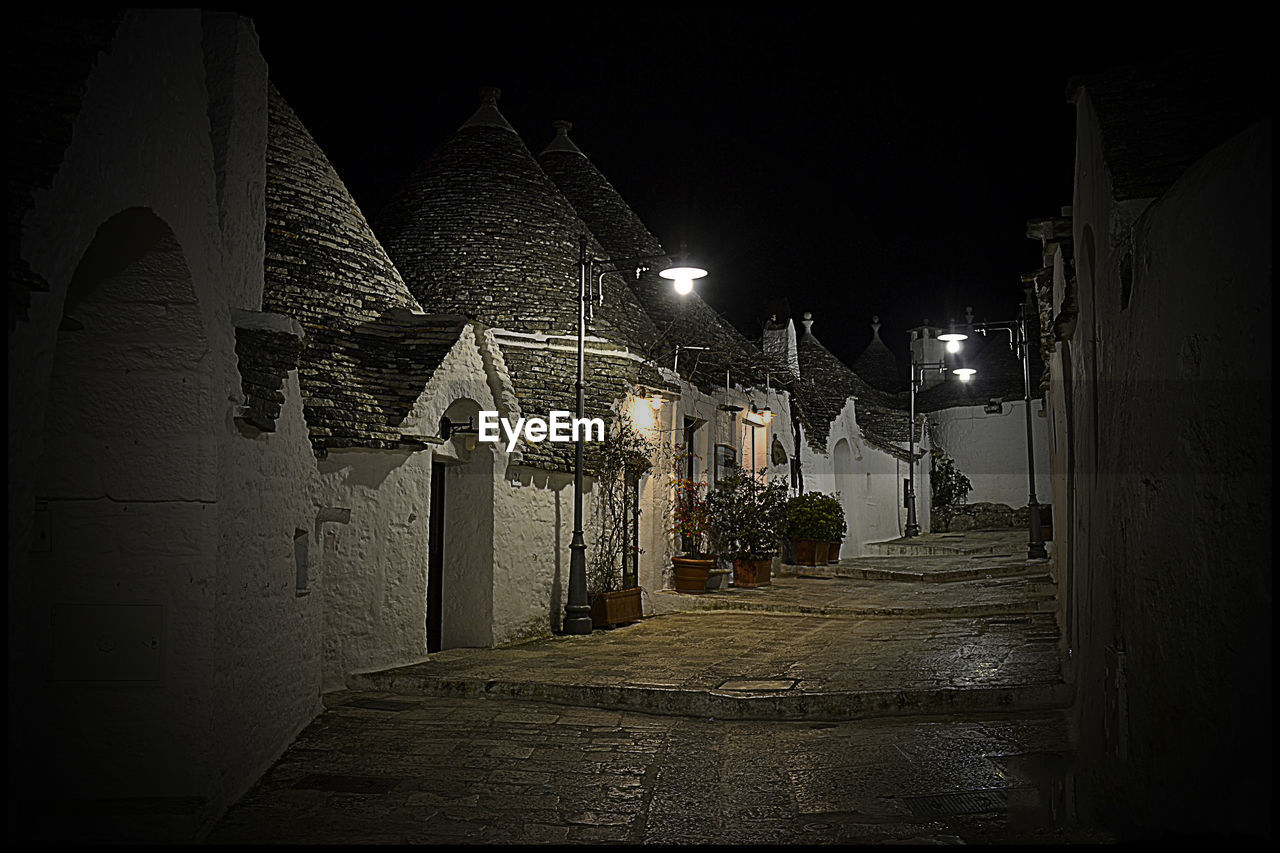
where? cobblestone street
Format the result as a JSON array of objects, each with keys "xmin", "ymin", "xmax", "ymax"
[
  {"xmin": 203, "ymin": 531, "xmax": 1110, "ymax": 844},
  {"xmin": 207, "ymin": 695, "xmax": 1095, "ymax": 845}
]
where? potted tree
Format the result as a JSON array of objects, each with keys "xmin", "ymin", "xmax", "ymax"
[
  {"xmin": 587, "ymin": 418, "xmax": 654, "ymax": 625},
  {"xmin": 705, "ymin": 469, "xmax": 789, "ymax": 588},
  {"xmin": 786, "ymin": 492, "xmax": 836, "ymax": 566},
  {"xmin": 670, "ymin": 447, "xmax": 714, "ymax": 593}
]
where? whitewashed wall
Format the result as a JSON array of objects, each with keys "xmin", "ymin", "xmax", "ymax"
[
  {"xmin": 1057, "ymin": 92, "xmax": 1270, "ymax": 836},
  {"xmin": 794, "ymin": 397, "xmax": 920, "ymax": 555},
  {"xmin": 928, "ymin": 400, "xmax": 1050, "ymax": 508},
  {"xmin": 7, "ymin": 9, "xmax": 330, "ymax": 828}
]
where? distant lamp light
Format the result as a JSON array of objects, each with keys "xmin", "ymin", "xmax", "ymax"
[
  {"xmin": 647, "ymin": 393, "xmax": 664, "ymax": 411},
  {"xmin": 659, "ymin": 264, "xmax": 706, "ymax": 295},
  {"xmin": 745, "ymin": 404, "xmax": 773, "ymax": 427},
  {"xmin": 938, "ymin": 332, "xmax": 967, "ymax": 354},
  {"xmin": 953, "ymin": 367, "xmax": 977, "ymax": 382}
]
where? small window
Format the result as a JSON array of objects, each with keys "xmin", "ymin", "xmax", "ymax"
[{"xmin": 714, "ymin": 444, "xmax": 737, "ymax": 486}]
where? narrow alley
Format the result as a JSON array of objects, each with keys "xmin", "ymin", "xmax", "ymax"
[{"xmin": 197, "ymin": 531, "xmax": 1109, "ymax": 845}]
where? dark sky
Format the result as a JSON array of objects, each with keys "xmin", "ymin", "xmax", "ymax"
[{"xmin": 239, "ymin": 8, "xmax": 1247, "ymax": 369}]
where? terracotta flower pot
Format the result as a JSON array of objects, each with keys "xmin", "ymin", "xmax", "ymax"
[
  {"xmin": 733, "ymin": 557, "xmax": 772, "ymax": 588},
  {"xmin": 792, "ymin": 538, "xmax": 828, "ymax": 566},
  {"xmin": 589, "ymin": 587, "xmax": 642, "ymax": 628},
  {"xmin": 672, "ymin": 556, "xmax": 715, "ymax": 594}
]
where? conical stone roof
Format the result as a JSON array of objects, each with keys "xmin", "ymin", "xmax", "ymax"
[
  {"xmin": 851, "ymin": 315, "xmax": 901, "ymax": 394},
  {"xmin": 794, "ymin": 315, "xmax": 917, "ymax": 458},
  {"xmin": 374, "ymin": 89, "xmax": 659, "ymax": 354},
  {"xmin": 537, "ymin": 121, "xmax": 768, "ymax": 392},
  {"xmin": 374, "ymin": 90, "xmax": 668, "ymax": 473},
  {"xmin": 262, "ymin": 85, "xmax": 467, "ymax": 454}
]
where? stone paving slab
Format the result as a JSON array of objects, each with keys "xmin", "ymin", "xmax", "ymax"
[
  {"xmin": 205, "ymin": 694, "xmax": 1110, "ymax": 845},
  {"xmin": 352, "ymin": 609, "xmax": 1068, "ymax": 721}
]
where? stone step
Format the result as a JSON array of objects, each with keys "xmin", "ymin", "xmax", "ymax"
[
  {"xmin": 828, "ymin": 561, "xmax": 1044, "ymax": 584},
  {"xmin": 682, "ymin": 598, "xmax": 1057, "ymax": 618},
  {"xmin": 347, "ymin": 669, "xmax": 1075, "ymax": 722}
]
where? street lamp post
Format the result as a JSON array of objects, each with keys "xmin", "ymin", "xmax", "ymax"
[
  {"xmin": 969, "ymin": 305, "xmax": 1048, "ymax": 562},
  {"xmin": 563, "ymin": 236, "xmax": 707, "ymax": 635},
  {"xmin": 904, "ymin": 325, "xmax": 970, "ymax": 538}
]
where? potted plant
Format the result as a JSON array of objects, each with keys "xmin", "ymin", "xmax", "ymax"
[
  {"xmin": 669, "ymin": 445, "xmax": 715, "ymax": 593},
  {"xmin": 930, "ymin": 451, "xmax": 972, "ymax": 533},
  {"xmin": 705, "ymin": 469, "xmax": 789, "ymax": 588},
  {"xmin": 786, "ymin": 491, "xmax": 839, "ymax": 566},
  {"xmin": 587, "ymin": 417, "xmax": 654, "ymax": 625}
]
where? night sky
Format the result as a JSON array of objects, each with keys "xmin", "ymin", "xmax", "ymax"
[{"xmin": 238, "ymin": 8, "xmax": 1249, "ymax": 370}]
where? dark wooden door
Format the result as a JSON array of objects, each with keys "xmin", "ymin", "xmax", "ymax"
[{"xmin": 427, "ymin": 461, "xmax": 445, "ymax": 653}]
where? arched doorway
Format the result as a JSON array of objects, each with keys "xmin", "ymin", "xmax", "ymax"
[
  {"xmin": 26, "ymin": 208, "xmax": 216, "ymax": 802},
  {"xmin": 428, "ymin": 398, "xmax": 495, "ymax": 651},
  {"xmin": 833, "ymin": 438, "xmax": 857, "ymax": 553}
]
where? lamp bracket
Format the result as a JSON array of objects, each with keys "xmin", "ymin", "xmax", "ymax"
[{"xmin": 440, "ymin": 415, "xmax": 478, "ymax": 441}]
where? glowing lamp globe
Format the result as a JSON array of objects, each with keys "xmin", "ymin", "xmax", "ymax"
[
  {"xmin": 953, "ymin": 367, "xmax": 977, "ymax": 382},
  {"xmin": 938, "ymin": 332, "xmax": 967, "ymax": 354},
  {"xmin": 659, "ymin": 264, "xmax": 707, "ymax": 295}
]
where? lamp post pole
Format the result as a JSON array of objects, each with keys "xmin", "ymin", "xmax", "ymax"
[
  {"xmin": 563, "ymin": 236, "xmax": 593, "ymax": 634},
  {"xmin": 562, "ymin": 236, "xmax": 707, "ymax": 635},
  {"xmin": 970, "ymin": 307, "xmax": 1047, "ymax": 561}
]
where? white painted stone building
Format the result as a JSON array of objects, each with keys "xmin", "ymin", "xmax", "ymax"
[
  {"xmin": 763, "ymin": 312, "xmax": 926, "ymax": 554},
  {"xmin": 1032, "ymin": 53, "xmax": 1269, "ymax": 837},
  {"xmin": 908, "ymin": 315, "xmax": 1051, "ymax": 524},
  {"xmin": 7, "ymin": 10, "xmax": 788, "ymax": 834}
]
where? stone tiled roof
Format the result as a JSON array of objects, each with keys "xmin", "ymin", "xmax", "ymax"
[
  {"xmin": 498, "ymin": 341, "xmax": 645, "ymax": 475},
  {"xmin": 1069, "ymin": 50, "xmax": 1270, "ymax": 202},
  {"xmin": 794, "ymin": 329, "xmax": 916, "ymax": 458},
  {"xmin": 371, "ymin": 90, "xmax": 670, "ymax": 471},
  {"xmin": 9, "ymin": 11, "xmax": 123, "ymax": 328},
  {"xmin": 374, "ymin": 91, "xmax": 660, "ymax": 355},
  {"xmin": 850, "ymin": 317, "xmax": 901, "ymax": 394},
  {"xmin": 263, "ymin": 84, "xmax": 468, "ymax": 454},
  {"xmin": 537, "ymin": 122, "xmax": 770, "ymax": 392}
]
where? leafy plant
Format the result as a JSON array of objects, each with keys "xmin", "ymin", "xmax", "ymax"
[
  {"xmin": 704, "ymin": 469, "xmax": 789, "ymax": 562},
  {"xmin": 785, "ymin": 491, "xmax": 846, "ymax": 541},
  {"xmin": 671, "ymin": 476, "xmax": 711, "ymax": 558},
  {"xmin": 587, "ymin": 416, "xmax": 658, "ymax": 595},
  {"xmin": 931, "ymin": 452, "xmax": 972, "ymax": 513}
]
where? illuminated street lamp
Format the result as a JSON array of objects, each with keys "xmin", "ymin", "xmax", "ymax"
[
  {"xmin": 563, "ymin": 236, "xmax": 708, "ymax": 635},
  {"xmin": 905, "ymin": 348, "xmax": 970, "ymax": 537}
]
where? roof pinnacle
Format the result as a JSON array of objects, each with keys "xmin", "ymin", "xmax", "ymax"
[
  {"xmin": 540, "ymin": 119, "xmax": 585, "ymax": 156},
  {"xmin": 459, "ymin": 85, "xmax": 516, "ymax": 133}
]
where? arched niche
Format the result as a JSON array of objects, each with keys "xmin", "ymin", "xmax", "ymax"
[
  {"xmin": 833, "ymin": 437, "xmax": 857, "ymax": 550},
  {"xmin": 26, "ymin": 207, "xmax": 216, "ymax": 801}
]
